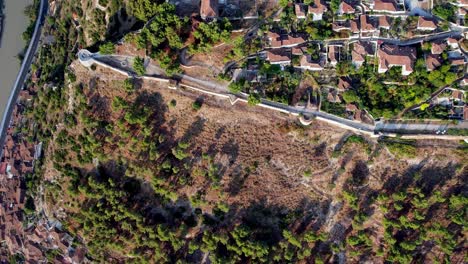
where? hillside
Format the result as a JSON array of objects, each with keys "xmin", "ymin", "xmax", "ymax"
[
  {"xmin": 32, "ymin": 59, "xmax": 466, "ymax": 262},
  {"xmin": 2, "ymin": 0, "xmax": 467, "ymax": 262}
]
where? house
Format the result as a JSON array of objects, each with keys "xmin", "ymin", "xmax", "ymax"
[
  {"xmin": 352, "ymin": 41, "xmax": 375, "ymax": 68},
  {"xmin": 200, "ymin": 0, "xmax": 218, "ymax": 20},
  {"xmin": 417, "ymin": 17, "xmax": 437, "ymax": 31},
  {"xmin": 431, "ymin": 41, "xmax": 447, "ymax": 55},
  {"xmin": 299, "ymin": 54, "xmax": 325, "ymax": 71},
  {"xmin": 377, "ymin": 44, "xmax": 417, "ymax": 75},
  {"xmin": 372, "ymin": 0, "xmax": 402, "ymax": 13},
  {"xmin": 266, "ymin": 49, "xmax": 291, "ymax": 65},
  {"xmin": 460, "ymin": 77, "xmax": 468, "ymax": 86},
  {"xmin": 452, "ymin": 90, "xmax": 464, "ymax": 101},
  {"xmin": 450, "ymin": 57, "xmax": 465, "ymax": 65},
  {"xmin": 447, "ymin": 37, "xmax": 460, "ymax": 49},
  {"xmin": 267, "ymin": 32, "xmax": 306, "ymax": 48},
  {"xmin": 295, "ymin": 4, "xmax": 307, "ymax": 19},
  {"xmin": 328, "ymin": 45, "xmax": 339, "ymax": 66},
  {"xmin": 337, "ymin": 77, "xmax": 352, "ymax": 91},
  {"xmin": 292, "ymin": 46, "xmax": 304, "ymax": 55},
  {"xmin": 327, "ymin": 89, "xmax": 342, "ymax": 103},
  {"xmin": 378, "ymin": 16, "xmax": 391, "ymax": 29},
  {"xmin": 308, "ymin": 0, "xmax": 328, "ymax": 21},
  {"xmin": 360, "ymin": 15, "xmax": 376, "ymax": 33},
  {"xmin": 425, "ymin": 54, "xmax": 442, "ymax": 71},
  {"xmin": 339, "ymin": 1, "xmax": 355, "ymax": 14},
  {"xmin": 457, "ymin": 0, "xmax": 468, "ymax": 7}
]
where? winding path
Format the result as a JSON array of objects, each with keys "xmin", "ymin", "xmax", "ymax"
[{"xmin": 0, "ymin": 0, "xmax": 47, "ymax": 158}]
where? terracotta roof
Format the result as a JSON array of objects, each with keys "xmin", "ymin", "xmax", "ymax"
[
  {"xmin": 360, "ymin": 15, "xmax": 375, "ymax": 32},
  {"xmin": 292, "ymin": 46, "xmax": 304, "ymax": 55},
  {"xmin": 464, "ymin": 106, "xmax": 468, "ymax": 120},
  {"xmin": 350, "ymin": 20, "xmax": 360, "ymax": 33},
  {"xmin": 459, "ymin": 7, "xmax": 467, "ymax": 15},
  {"xmin": 267, "ymin": 32, "xmax": 306, "ymax": 48},
  {"xmin": 352, "ymin": 41, "xmax": 374, "ymax": 63},
  {"xmin": 373, "ymin": 0, "xmax": 398, "ymax": 12},
  {"xmin": 431, "ymin": 41, "xmax": 447, "ymax": 54},
  {"xmin": 346, "ymin": 104, "xmax": 358, "ymax": 112},
  {"xmin": 447, "ymin": 37, "xmax": 459, "ymax": 44},
  {"xmin": 295, "ymin": 4, "xmax": 306, "ymax": 17},
  {"xmin": 266, "ymin": 49, "xmax": 291, "ymax": 63},
  {"xmin": 378, "ymin": 16, "xmax": 391, "ymax": 28},
  {"xmin": 308, "ymin": 0, "xmax": 328, "ymax": 14},
  {"xmin": 460, "ymin": 0, "xmax": 468, "ymax": 6},
  {"xmin": 328, "ymin": 45, "xmax": 338, "ymax": 63},
  {"xmin": 338, "ymin": 77, "xmax": 352, "ymax": 90},
  {"xmin": 450, "ymin": 57, "xmax": 465, "ymax": 65},
  {"xmin": 425, "ymin": 54, "xmax": 442, "ymax": 71},
  {"xmin": 452, "ymin": 90, "xmax": 464, "ymax": 100},
  {"xmin": 200, "ymin": 0, "xmax": 218, "ymax": 19},
  {"xmin": 417, "ymin": 17, "xmax": 437, "ymax": 30},
  {"xmin": 340, "ymin": 1, "xmax": 355, "ymax": 14},
  {"xmin": 300, "ymin": 54, "xmax": 325, "ymax": 69},
  {"xmin": 378, "ymin": 44, "xmax": 417, "ymax": 74},
  {"xmin": 461, "ymin": 77, "xmax": 468, "ymax": 85}
]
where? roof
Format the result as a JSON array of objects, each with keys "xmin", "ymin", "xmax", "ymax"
[
  {"xmin": 338, "ymin": 77, "xmax": 352, "ymax": 90},
  {"xmin": 360, "ymin": 15, "xmax": 375, "ymax": 32},
  {"xmin": 346, "ymin": 104, "xmax": 358, "ymax": 112},
  {"xmin": 340, "ymin": 1, "xmax": 355, "ymax": 13},
  {"xmin": 200, "ymin": 0, "xmax": 218, "ymax": 19},
  {"xmin": 447, "ymin": 37, "xmax": 459, "ymax": 44},
  {"xmin": 450, "ymin": 57, "xmax": 465, "ymax": 65},
  {"xmin": 425, "ymin": 54, "xmax": 442, "ymax": 71},
  {"xmin": 292, "ymin": 46, "xmax": 304, "ymax": 55},
  {"xmin": 378, "ymin": 16, "xmax": 391, "ymax": 28},
  {"xmin": 464, "ymin": 106, "xmax": 468, "ymax": 120},
  {"xmin": 350, "ymin": 20, "xmax": 360, "ymax": 33},
  {"xmin": 352, "ymin": 41, "xmax": 374, "ymax": 62},
  {"xmin": 267, "ymin": 49, "xmax": 291, "ymax": 63},
  {"xmin": 431, "ymin": 41, "xmax": 447, "ymax": 54},
  {"xmin": 300, "ymin": 54, "xmax": 324, "ymax": 69},
  {"xmin": 373, "ymin": 0, "xmax": 399, "ymax": 12},
  {"xmin": 452, "ymin": 90, "xmax": 464, "ymax": 100},
  {"xmin": 308, "ymin": 0, "xmax": 328, "ymax": 14},
  {"xmin": 295, "ymin": 4, "xmax": 306, "ymax": 17},
  {"xmin": 417, "ymin": 17, "xmax": 437, "ymax": 29},
  {"xmin": 267, "ymin": 32, "xmax": 306, "ymax": 48},
  {"xmin": 378, "ymin": 44, "xmax": 417, "ymax": 73},
  {"xmin": 328, "ymin": 46, "xmax": 338, "ymax": 63}
]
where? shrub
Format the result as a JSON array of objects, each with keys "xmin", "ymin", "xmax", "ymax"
[
  {"xmin": 98, "ymin": 42, "xmax": 115, "ymax": 54},
  {"xmin": 133, "ymin": 57, "xmax": 146, "ymax": 76}
]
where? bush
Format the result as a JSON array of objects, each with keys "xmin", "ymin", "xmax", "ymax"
[
  {"xmin": 98, "ymin": 42, "xmax": 115, "ymax": 54},
  {"xmin": 248, "ymin": 93, "xmax": 261, "ymax": 106},
  {"xmin": 133, "ymin": 57, "xmax": 145, "ymax": 76},
  {"xmin": 192, "ymin": 100, "xmax": 202, "ymax": 110}
]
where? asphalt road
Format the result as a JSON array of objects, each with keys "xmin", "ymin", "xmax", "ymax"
[{"xmin": 0, "ymin": 0, "xmax": 47, "ymax": 158}]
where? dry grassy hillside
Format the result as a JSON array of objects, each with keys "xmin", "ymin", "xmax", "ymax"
[{"xmin": 35, "ymin": 61, "xmax": 468, "ymax": 263}]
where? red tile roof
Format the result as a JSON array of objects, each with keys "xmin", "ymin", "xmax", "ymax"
[
  {"xmin": 352, "ymin": 41, "xmax": 374, "ymax": 63},
  {"xmin": 200, "ymin": 0, "xmax": 218, "ymax": 19},
  {"xmin": 417, "ymin": 17, "xmax": 437, "ymax": 30},
  {"xmin": 373, "ymin": 0, "xmax": 399, "ymax": 12},
  {"xmin": 267, "ymin": 49, "xmax": 291, "ymax": 63},
  {"xmin": 425, "ymin": 54, "xmax": 442, "ymax": 71},
  {"xmin": 431, "ymin": 41, "xmax": 447, "ymax": 54},
  {"xmin": 360, "ymin": 15, "xmax": 375, "ymax": 32},
  {"xmin": 378, "ymin": 44, "xmax": 417, "ymax": 74},
  {"xmin": 340, "ymin": 1, "xmax": 355, "ymax": 14},
  {"xmin": 308, "ymin": 0, "xmax": 328, "ymax": 14},
  {"xmin": 378, "ymin": 16, "xmax": 391, "ymax": 28}
]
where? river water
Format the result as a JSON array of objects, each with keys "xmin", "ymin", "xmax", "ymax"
[{"xmin": 0, "ymin": 0, "xmax": 32, "ymax": 118}]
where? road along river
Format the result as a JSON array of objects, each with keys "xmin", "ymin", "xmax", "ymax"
[{"xmin": 0, "ymin": 0, "xmax": 32, "ymax": 118}]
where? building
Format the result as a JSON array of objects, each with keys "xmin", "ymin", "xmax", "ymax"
[
  {"xmin": 266, "ymin": 49, "xmax": 291, "ymax": 65},
  {"xmin": 339, "ymin": 1, "xmax": 355, "ymax": 14},
  {"xmin": 267, "ymin": 32, "xmax": 306, "ymax": 48},
  {"xmin": 447, "ymin": 37, "xmax": 460, "ymax": 49},
  {"xmin": 200, "ymin": 0, "xmax": 218, "ymax": 20},
  {"xmin": 299, "ymin": 54, "xmax": 325, "ymax": 71},
  {"xmin": 431, "ymin": 41, "xmax": 447, "ymax": 55},
  {"xmin": 377, "ymin": 44, "xmax": 417, "ymax": 75},
  {"xmin": 351, "ymin": 41, "xmax": 375, "ymax": 68},
  {"xmin": 378, "ymin": 16, "xmax": 391, "ymax": 29},
  {"xmin": 371, "ymin": 0, "xmax": 402, "ymax": 13},
  {"xmin": 360, "ymin": 15, "xmax": 376, "ymax": 33},
  {"xmin": 425, "ymin": 54, "xmax": 442, "ymax": 71},
  {"xmin": 337, "ymin": 77, "xmax": 352, "ymax": 91},
  {"xmin": 328, "ymin": 45, "xmax": 339, "ymax": 66},
  {"xmin": 417, "ymin": 17, "xmax": 437, "ymax": 31},
  {"xmin": 308, "ymin": 0, "xmax": 328, "ymax": 21},
  {"xmin": 295, "ymin": 4, "xmax": 307, "ymax": 19}
]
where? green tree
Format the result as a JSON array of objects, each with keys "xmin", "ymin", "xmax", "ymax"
[
  {"xmin": 133, "ymin": 57, "xmax": 146, "ymax": 76},
  {"xmin": 98, "ymin": 42, "xmax": 115, "ymax": 54},
  {"xmin": 248, "ymin": 93, "xmax": 261, "ymax": 106}
]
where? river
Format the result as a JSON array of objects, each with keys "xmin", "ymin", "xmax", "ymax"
[{"xmin": 0, "ymin": 0, "xmax": 32, "ymax": 119}]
